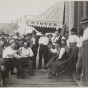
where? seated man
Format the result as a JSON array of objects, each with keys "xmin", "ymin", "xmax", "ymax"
[
  {"xmin": 43, "ymin": 39, "xmax": 69, "ymax": 78},
  {"xmin": 2, "ymin": 38, "xmax": 24, "ymax": 79},
  {"xmin": 18, "ymin": 40, "xmax": 34, "ymax": 76}
]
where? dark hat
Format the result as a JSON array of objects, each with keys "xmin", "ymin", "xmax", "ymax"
[
  {"xmin": 70, "ymin": 28, "xmax": 77, "ymax": 33},
  {"xmin": 9, "ymin": 39, "xmax": 15, "ymax": 45},
  {"xmin": 5, "ymin": 34, "xmax": 9, "ymax": 37},
  {"xmin": 56, "ymin": 28, "xmax": 61, "ymax": 33},
  {"xmin": 32, "ymin": 30, "xmax": 37, "ymax": 34},
  {"xmin": 41, "ymin": 29, "xmax": 46, "ymax": 34},
  {"xmin": 1, "ymin": 32, "xmax": 5, "ymax": 35},
  {"xmin": 47, "ymin": 34, "xmax": 53, "ymax": 38},
  {"xmin": 16, "ymin": 32, "xmax": 19, "ymax": 35},
  {"xmin": 78, "ymin": 17, "xmax": 88, "ymax": 25}
]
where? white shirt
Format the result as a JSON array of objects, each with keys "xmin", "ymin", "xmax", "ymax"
[
  {"xmin": 77, "ymin": 36, "xmax": 83, "ymax": 47},
  {"xmin": 3, "ymin": 46, "xmax": 20, "ymax": 59},
  {"xmin": 57, "ymin": 48, "xmax": 65, "ymax": 59},
  {"xmin": 32, "ymin": 37, "xmax": 36, "ymax": 45},
  {"xmin": 67, "ymin": 35, "xmax": 79, "ymax": 46},
  {"xmin": 38, "ymin": 36, "xmax": 49, "ymax": 45},
  {"xmin": 52, "ymin": 35, "xmax": 65, "ymax": 45},
  {"xmin": 82, "ymin": 27, "xmax": 88, "ymax": 41},
  {"xmin": 19, "ymin": 47, "xmax": 34, "ymax": 57}
]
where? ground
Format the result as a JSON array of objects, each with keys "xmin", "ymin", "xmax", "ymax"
[
  {"xmin": 4, "ymin": 69, "xmax": 76, "ymax": 87},
  {"xmin": 4, "ymin": 51, "xmax": 76, "ymax": 87}
]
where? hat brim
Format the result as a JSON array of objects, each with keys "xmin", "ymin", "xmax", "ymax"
[{"xmin": 78, "ymin": 21, "xmax": 88, "ymax": 26}]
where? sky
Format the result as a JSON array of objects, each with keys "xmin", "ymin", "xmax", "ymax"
[{"xmin": 0, "ymin": 0, "xmax": 60, "ymax": 23}]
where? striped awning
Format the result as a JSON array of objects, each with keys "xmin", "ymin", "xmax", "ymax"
[{"xmin": 28, "ymin": 2, "xmax": 64, "ymax": 29}]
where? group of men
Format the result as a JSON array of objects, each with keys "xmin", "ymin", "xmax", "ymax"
[{"xmin": 0, "ymin": 16, "xmax": 88, "ymax": 84}]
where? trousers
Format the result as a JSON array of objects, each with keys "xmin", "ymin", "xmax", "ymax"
[{"xmin": 39, "ymin": 45, "xmax": 48, "ymax": 68}]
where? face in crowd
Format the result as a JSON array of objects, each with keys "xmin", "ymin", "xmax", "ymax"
[
  {"xmin": 71, "ymin": 31, "xmax": 75, "ymax": 35},
  {"xmin": 81, "ymin": 23, "xmax": 88, "ymax": 30},
  {"xmin": 61, "ymin": 40, "xmax": 66, "ymax": 45},
  {"xmin": 32, "ymin": 33, "xmax": 36, "ymax": 38},
  {"xmin": 55, "ymin": 30, "xmax": 60, "ymax": 37},
  {"xmin": 11, "ymin": 42, "xmax": 16, "ymax": 50},
  {"xmin": 55, "ymin": 43, "xmax": 61, "ymax": 49},
  {"xmin": 23, "ymin": 41, "xmax": 28, "ymax": 48},
  {"xmin": 27, "ymin": 35, "xmax": 32, "ymax": 39}
]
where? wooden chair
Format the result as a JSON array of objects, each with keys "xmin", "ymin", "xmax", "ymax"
[{"xmin": 56, "ymin": 49, "xmax": 74, "ymax": 81}]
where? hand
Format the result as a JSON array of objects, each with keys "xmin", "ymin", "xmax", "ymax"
[
  {"xmin": 57, "ymin": 58, "xmax": 61, "ymax": 60},
  {"xmin": 8, "ymin": 54, "xmax": 13, "ymax": 58},
  {"xmin": 1, "ymin": 65, "xmax": 6, "ymax": 71}
]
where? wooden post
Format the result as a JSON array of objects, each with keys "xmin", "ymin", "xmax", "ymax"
[{"xmin": 68, "ymin": 1, "xmax": 74, "ymax": 36}]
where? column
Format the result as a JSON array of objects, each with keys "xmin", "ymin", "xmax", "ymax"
[
  {"xmin": 83, "ymin": 1, "xmax": 86, "ymax": 18},
  {"xmin": 68, "ymin": 1, "xmax": 74, "ymax": 35}
]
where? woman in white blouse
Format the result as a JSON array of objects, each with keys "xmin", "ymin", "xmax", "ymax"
[
  {"xmin": 67, "ymin": 28, "xmax": 79, "ymax": 70},
  {"xmin": 76, "ymin": 29, "xmax": 83, "ymax": 80}
]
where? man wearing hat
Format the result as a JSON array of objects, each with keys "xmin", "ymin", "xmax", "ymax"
[
  {"xmin": 0, "ymin": 32, "xmax": 7, "ymax": 49},
  {"xmin": 31, "ymin": 30, "xmax": 39, "ymax": 69},
  {"xmin": 52, "ymin": 28, "xmax": 65, "ymax": 45},
  {"xmin": 38, "ymin": 30, "xmax": 49, "ymax": 69},
  {"xmin": 2, "ymin": 39, "xmax": 24, "ymax": 79},
  {"xmin": 78, "ymin": 17, "xmax": 88, "ymax": 84}
]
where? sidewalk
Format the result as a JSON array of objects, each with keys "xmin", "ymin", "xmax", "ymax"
[{"xmin": 71, "ymin": 70, "xmax": 88, "ymax": 87}]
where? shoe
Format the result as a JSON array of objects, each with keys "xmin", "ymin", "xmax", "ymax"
[
  {"xmin": 48, "ymin": 74, "xmax": 53, "ymax": 78},
  {"xmin": 17, "ymin": 76, "xmax": 25, "ymax": 79},
  {"xmin": 11, "ymin": 72, "xmax": 16, "ymax": 75},
  {"xmin": 42, "ymin": 66, "xmax": 48, "ymax": 70},
  {"xmin": 29, "ymin": 74, "xmax": 35, "ymax": 76},
  {"xmin": 17, "ymin": 74, "xmax": 25, "ymax": 79}
]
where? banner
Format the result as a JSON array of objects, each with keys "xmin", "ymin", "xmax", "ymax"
[{"xmin": 29, "ymin": 20, "xmax": 63, "ymax": 28}]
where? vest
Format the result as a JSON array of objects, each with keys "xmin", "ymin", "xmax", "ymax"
[{"xmin": 55, "ymin": 35, "xmax": 62, "ymax": 44}]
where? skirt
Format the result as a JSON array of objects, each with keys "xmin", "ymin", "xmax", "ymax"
[{"xmin": 69, "ymin": 42, "xmax": 78, "ymax": 70}]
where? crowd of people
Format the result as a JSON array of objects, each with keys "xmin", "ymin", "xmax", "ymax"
[{"xmin": 0, "ymin": 17, "xmax": 87, "ymax": 83}]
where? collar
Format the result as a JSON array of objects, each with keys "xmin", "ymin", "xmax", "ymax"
[{"xmin": 85, "ymin": 27, "xmax": 88, "ymax": 31}]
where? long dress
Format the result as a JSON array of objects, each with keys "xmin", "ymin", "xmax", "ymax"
[
  {"xmin": 48, "ymin": 46, "xmax": 68, "ymax": 76},
  {"xmin": 69, "ymin": 42, "xmax": 78, "ymax": 70}
]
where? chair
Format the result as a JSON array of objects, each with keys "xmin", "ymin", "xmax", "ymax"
[{"xmin": 56, "ymin": 49, "xmax": 74, "ymax": 81}]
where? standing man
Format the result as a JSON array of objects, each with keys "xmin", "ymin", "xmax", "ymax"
[
  {"xmin": 52, "ymin": 28, "xmax": 65, "ymax": 45},
  {"xmin": 31, "ymin": 30, "xmax": 39, "ymax": 69},
  {"xmin": 26, "ymin": 33, "xmax": 33, "ymax": 48},
  {"xmin": 79, "ymin": 17, "xmax": 88, "ymax": 84},
  {"xmin": 38, "ymin": 30, "xmax": 49, "ymax": 69}
]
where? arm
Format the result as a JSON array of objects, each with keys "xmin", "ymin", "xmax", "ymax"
[
  {"xmin": 38, "ymin": 37, "xmax": 42, "ymax": 45},
  {"xmin": 50, "ymin": 48, "xmax": 57, "ymax": 54},
  {"xmin": 3, "ymin": 48, "xmax": 8, "ymax": 58},
  {"xmin": 13, "ymin": 53, "xmax": 21, "ymax": 59},
  {"xmin": 57, "ymin": 48, "xmax": 65, "ymax": 59},
  {"xmin": 67, "ymin": 38, "xmax": 70, "ymax": 47},
  {"xmin": 29, "ymin": 48, "xmax": 34, "ymax": 57}
]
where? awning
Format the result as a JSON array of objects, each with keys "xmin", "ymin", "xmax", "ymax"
[{"xmin": 28, "ymin": 2, "xmax": 64, "ymax": 29}]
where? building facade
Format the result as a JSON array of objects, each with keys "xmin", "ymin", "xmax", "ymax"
[{"xmin": 65, "ymin": 1, "xmax": 88, "ymax": 35}]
